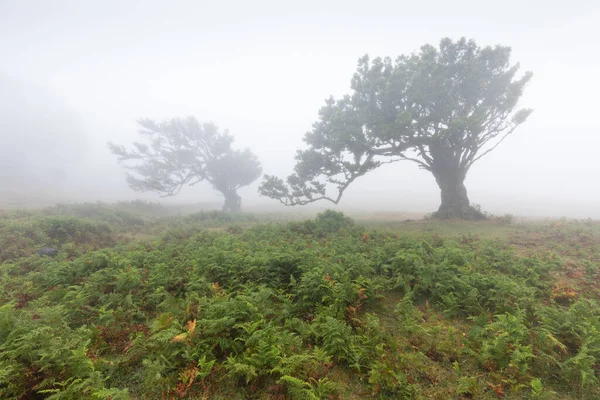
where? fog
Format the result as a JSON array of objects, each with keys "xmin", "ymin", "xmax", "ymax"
[{"xmin": 1, "ymin": 0, "xmax": 599, "ymax": 218}]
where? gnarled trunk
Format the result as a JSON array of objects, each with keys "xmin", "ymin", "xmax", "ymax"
[
  {"xmin": 222, "ymin": 190, "xmax": 242, "ymax": 213},
  {"xmin": 430, "ymin": 161, "xmax": 485, "ymax": 220},
  {"xmin": 428, "ymin": 139, "xmax": 486, "ymax": 220},
  {"xmin": 433, "ymin": 176, "xmax": 484, "ymax": 219},
  {"xmin": 432, "ymin": 174, "xmax": 486, "ymax": 219}
]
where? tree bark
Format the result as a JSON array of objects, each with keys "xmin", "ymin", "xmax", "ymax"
[
  {"xmin": 432, "ymin": 175, "xmax": 486, "ymax": 220},
  {"xmin": 428, "ymin": 160, "xmax": 485, "ymax": 221},
  {"xmin": 428, "ymin": 140, "xmax": 486, "ymax": 220},
  {"xmin": 222, "ymin": 190, "xmax": 242, "ymax": 213}
]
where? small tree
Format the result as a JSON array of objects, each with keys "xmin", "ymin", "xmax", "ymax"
[
  {"xmin": 259, "ymin": 38, "xmax": 532, "ymax": 219},
  {"xmin": 109, "ymin": 117, "xmax": 262, "ymax": 212}
]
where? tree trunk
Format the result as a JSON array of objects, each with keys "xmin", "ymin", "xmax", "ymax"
[
  {"xmin": 432, "ymin": 171, "xmax": 486, "ymax": 220},
  {"xmin": 222, "ymin": 190, "xmax": 242, "ymax": 213},
  {"xmin": 428, "ymin": 139, "xmax": 486, "ymax": 220}
]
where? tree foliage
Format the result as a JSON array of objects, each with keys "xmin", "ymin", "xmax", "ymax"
[
  {"xmin": 109, "ymin": 117, "xmax": 261, "ymax": 212},
  {"xmin": 259, "ymin": 38, "xmax": 533, "ymax": 218}
]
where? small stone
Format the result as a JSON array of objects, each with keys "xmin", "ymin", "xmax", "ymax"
[{"xmin": 37, "ymin": 247, "xmax": 59, "ymax": 257}]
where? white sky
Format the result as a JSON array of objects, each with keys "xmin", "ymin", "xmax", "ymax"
[{"xmin": 1, "ymin": 0, "xmax": 599, "ymax": 217}]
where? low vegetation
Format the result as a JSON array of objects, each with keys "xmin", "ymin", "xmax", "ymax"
[{"xmin": 1, "ymin": 204, "xmax": 599, "ymax": 399}]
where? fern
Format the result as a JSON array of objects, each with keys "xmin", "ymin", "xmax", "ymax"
[
  {"xmin": 224, "ymin": 357, "xmax": 258, "ymax": 384},
  {"xmin": 314, "ymin": 316, "xmax": 353, "ymax": 362},
  {"xmin": 277, "ymin": 375, "xmax": 339, "ymax": 400}
]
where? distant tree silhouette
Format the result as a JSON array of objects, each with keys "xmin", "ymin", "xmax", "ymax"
[{"xmin": 109, "ymin": 117, "xmax": 262, "ymax": 212}]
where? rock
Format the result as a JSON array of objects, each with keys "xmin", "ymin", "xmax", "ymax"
[{"xmin": 37, "ymin": 247, "xmax": 58, "ymax": 257}]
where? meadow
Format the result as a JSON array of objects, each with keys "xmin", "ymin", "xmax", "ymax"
[{"xmin": 0, "ymin": 202, "xmax": 599, "ymax": 399}]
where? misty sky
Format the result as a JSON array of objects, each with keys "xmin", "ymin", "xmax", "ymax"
[{"xmin": 1, "ymin": 0, "xmax": 599, "ymax": 217}]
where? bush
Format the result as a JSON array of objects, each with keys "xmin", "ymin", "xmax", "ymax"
[{"xmin": 288, "ymin": 210, "xmax": 355, "ymax": 237}]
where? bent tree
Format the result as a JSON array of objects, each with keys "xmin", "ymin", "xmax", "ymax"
[
  {"xmin": 109, "ymin": 117, "xmax": 262, "ymax": 212},
  {"xmin": 259, "ymin": 38, "xmax": 533, "ymax": 219}
]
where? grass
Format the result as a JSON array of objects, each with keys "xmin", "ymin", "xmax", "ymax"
[{"xmin": 0, "ymin": 203, "xmax": 599, "ymax": 399}]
